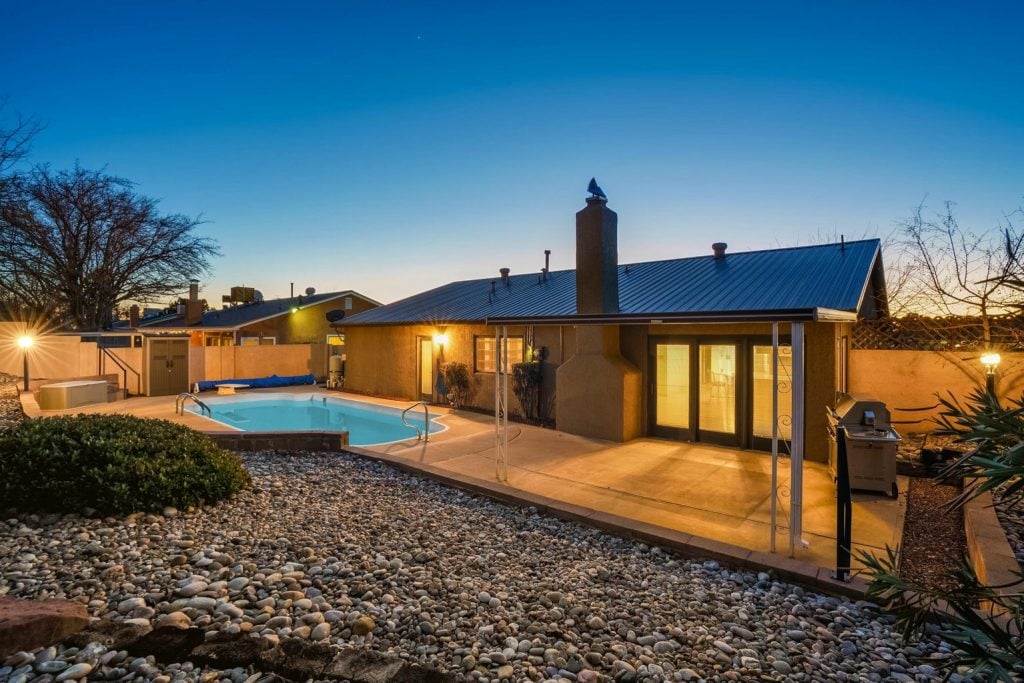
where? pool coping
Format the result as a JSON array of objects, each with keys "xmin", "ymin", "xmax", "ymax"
[{"xmin": 188, "ymin": 391, "xmax": 450, "ymax": 446}]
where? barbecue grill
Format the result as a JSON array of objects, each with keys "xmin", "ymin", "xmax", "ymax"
[{"xmin": 827, "ymin": 392, "xmax": 901, "ymax": 497}]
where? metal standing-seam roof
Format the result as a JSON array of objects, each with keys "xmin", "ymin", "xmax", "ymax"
[{"xmin": 342, "ymin": 239, "xmax": 884, "ymax": 326}]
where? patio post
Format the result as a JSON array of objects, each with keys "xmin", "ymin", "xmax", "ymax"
[
  {"xmin": 770, "ymin": 322, "xmax": 779, "ymax": 553},
  {"xmin": 789, "ymin": 322, "xmax": 805, "ymax": 557},
  {"xmin": 494, "ymin": 325, "xmax": 510, "ymax": 482}
]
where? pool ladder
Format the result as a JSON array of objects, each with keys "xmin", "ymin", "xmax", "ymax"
[
  {"xmin": 176, "ymin": 392, "xmax": 211, "ymax": 417},
  {"xmin": 402, "ymin": 401, "xmax": 430, "ymax": 442}
]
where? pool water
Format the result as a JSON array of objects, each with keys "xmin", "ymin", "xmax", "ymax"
[{"xmin": 190, "ymin": 394, "xmax": 443, "ymax": 446}]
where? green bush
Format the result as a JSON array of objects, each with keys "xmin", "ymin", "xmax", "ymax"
[
  {"xmin": 0, "ymin": 414, "xmax": 250, "ymax": 515},
  {"xmin": 442, "ymin": 361, "xmax": 474, "ymax": 408}
]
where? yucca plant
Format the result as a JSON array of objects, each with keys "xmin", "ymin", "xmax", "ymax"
[{"xmin": 860, "ymin": 387, "xmax": 1024, "ymax": 681}]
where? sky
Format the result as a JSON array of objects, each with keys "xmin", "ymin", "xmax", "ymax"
[{"xmin": 2, "ymin": 1, "xmax": 1022, "ymax": 305}]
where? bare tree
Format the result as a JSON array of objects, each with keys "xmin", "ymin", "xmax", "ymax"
[
  {"xmin": 898, "ymin": 201, "xmax": 1024, "ymax": 340},
  {"xmin": 0, "ymin": 165, "xmax": 219, "ymax": 330},
  {"xmin": 0, "ymin": 98, "xmax": 44, "ymax": 177}
]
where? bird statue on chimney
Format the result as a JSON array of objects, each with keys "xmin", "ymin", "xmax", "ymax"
[{"xmin": 588, "ymin": 177, "xmax": 607, "ymax": 199}]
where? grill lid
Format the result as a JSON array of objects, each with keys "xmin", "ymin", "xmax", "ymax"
[{"xmin": 832, "ymin": 392, "xmax": 892, "ymax": 430}]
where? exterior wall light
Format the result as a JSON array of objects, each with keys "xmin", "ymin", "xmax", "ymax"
[
  {"xmin": 291, "ymin": 307, "xmax": 300, "ymax": 313},
  {"xmin": 17, "ymin": 334, "xmax": 33, "ymax": 392},
  {"xmin": 981, "ymin": 352, "xmax": 1001, "ymax": 393},
  {"xmin": 433, "ymin": 333, "xmax": 448, "ymax": 347}
]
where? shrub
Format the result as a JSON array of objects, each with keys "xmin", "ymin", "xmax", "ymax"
[
  {"xmin": 442, "ymin": 362, "xmax": 474, "ymax": 408},
  {"xmin": 512, "ymin": 362, "xmax": 542, "ymax": 419},
  {"xmin": 861, "ymin": 388, "xmax": 1024, "ymax": 680},
  {"xmin": 0, "ymin": 414, "xmax": 250, "ymax": 515}
]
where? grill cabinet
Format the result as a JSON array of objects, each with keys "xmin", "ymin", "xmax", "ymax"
[{"xmin": 827, "ymin": 393, "xmax": 901, "ymax": 497}]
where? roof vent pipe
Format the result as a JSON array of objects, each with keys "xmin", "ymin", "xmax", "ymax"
[
  {"xmin": 500, "ymin": 267, "xmax": 510, "ymax": 286},
  {"xmin": 544, "ymin": 250, "xmax": 551, "ymax": 279},
  {"xmin": 712, "ymin": 242, "xmax": 728, "ymax": 260}
]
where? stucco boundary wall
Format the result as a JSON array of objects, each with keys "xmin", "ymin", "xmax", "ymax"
[
  {"xmin": 849, "ymin": 350, "xmax": 1024, "ymax": 433},
  {"xmin": 0, "ymin": 325, "xmax": 144, "ymax": 394},
  {"xmin": 964, "ymin": 491, "xmax": 1023, "ymax": 597},
  {"xmin": 195, "ymin": 343, "xmax": 326, "ymax": 385}
]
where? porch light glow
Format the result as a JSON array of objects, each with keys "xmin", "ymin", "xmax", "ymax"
[
  {"xmin": 17, "ymin": 335, "xmax": 33, "ymax": 349},
  {"xmin": 433, "ymin": 333, "xmax": 448, "ymax": 346},
  {"xmin": 290, "ymin": 306, "xmax": 300, "ymax": 313}
]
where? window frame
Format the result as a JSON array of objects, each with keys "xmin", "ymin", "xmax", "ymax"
[{"xmin": 474, "ymin": 335, "xmax": 525, "ymax": 374}]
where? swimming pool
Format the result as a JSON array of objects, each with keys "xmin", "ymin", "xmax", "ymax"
[{"xmin": 190, "ymin": 393, "xmax": 445, "ymax": 446}]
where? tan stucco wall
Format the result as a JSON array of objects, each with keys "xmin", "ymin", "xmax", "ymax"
[
  {"xmin": 344, "ymin": 320, "xmax": 840, "ymax": 460},
  {"xmin": 556, "ymin": 325, "xmax": 643, "ymax": 441},
  {"xmin": 201, "ymin": 344, "xmax": 326, "ymax": 382},
  {"xmin": 343, "ymin": 323, "xmax": 566, "ymax": 417},
  {"xmin": 0, "ymin": 324, "xmax": 145, "ymax": 394},
  {"xmin": 850, "ymin": 350, "xmax": 1024, "ymax": 432}
]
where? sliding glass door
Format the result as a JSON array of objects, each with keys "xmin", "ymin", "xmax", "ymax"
[
  {"xmin": 652, "ymin": 342, "xmax": 691, "ymax": 439},
  {"xmin": 650, "ymin": 340, "xmax": 740, "ymax": 446},
  {"xmin": 651, "ymin": 336, "xmax": 792, "ymax": 451},
  {"xmin": 697, "ymin": 343, "xmax": 739, "ymax": 445}
]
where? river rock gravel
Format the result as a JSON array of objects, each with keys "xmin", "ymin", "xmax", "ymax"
[
  {"xmin": 1, "ymin": 452, "xmax": 966, "ymax": 682},
  {"xmin": 0, "ymin": 372, "xmax": 24, "ymax": 428}
]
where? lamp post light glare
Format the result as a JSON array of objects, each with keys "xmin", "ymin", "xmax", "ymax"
[
  {"xmin": 981, "ymin": 352, "xmax": 1001, "ymax": 394},
  {"xmin": 17, "ymin": 335, "xmax": 33, "ymax": 392}
]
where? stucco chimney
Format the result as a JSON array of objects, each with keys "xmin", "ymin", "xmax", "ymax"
[
  {"xmin": 185, "ymin": 279, "xmax": 203, "ymax": 326},
  {"xmin": 575, "ymin": 196, "xmax": 619, "ymax": 314},
  {"xmin": 712, "ymin": 242, "xmax": 728, "ymax": 260},
  {"xmin": 499, "ymin": 267, "xmax": 510, "ymax": 286},
  {"xmin": 129, "ymin": 304, "xmax": 140, "ymax": 328},
  {"xmin": 556, "ymin": 189, "xmax": 641, "ymax": 443}
]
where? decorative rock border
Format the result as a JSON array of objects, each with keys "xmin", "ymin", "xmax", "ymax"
[{"xmin": 965, "ymin": 490, "xmax": 1023, "ymax": 592}]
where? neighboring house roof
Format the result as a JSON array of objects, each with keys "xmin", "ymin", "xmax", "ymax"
[
  {"xmin": 133, "ymin": 290, "xmax": 380, "ymax": 330},
  {"xmin": 343, "ymin": 239, "xmax": 886, "ymax": 326}
]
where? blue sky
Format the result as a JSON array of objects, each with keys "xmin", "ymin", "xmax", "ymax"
[{"xmin": 2, "ymin": 1, "xmax": 1022, "ymax": 304}]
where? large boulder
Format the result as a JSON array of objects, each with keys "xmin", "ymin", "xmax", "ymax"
[{"xmin": 0, "ymin": 596, "xmax": 89, "ymax": 656}]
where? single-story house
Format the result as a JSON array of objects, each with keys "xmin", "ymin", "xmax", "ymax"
[
  {"xmin": 340, "ymin": 194, "xmax": 887, "ymax": 464},
  {"xmin": 130, "ymin": 286, "xmax": 381, "ymax": 347},
  {"xmin": 102, "ymin": 286, "xmax": 382, "ymax": 396}
]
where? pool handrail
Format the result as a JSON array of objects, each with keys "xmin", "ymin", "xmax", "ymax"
[
  {"xmin": 176, "ymin": 392, "xmax": 211, "ymax": 417},
  {"xmin": 402, "ymin": 401, "xmax": 430, "ymax": 442}
]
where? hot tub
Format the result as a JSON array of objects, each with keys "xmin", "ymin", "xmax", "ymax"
[{"xmin": 38, "ymin": 380, "xmax": 108, "ymax": 410}]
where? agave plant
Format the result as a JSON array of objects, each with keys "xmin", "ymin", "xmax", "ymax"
[{"xmin": 859, "ymin": 387, "xmax": 1024, "ymax": 682}]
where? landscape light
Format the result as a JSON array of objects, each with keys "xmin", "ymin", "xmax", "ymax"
[
  {"xmin": 981, "ymin": 352, "xmax": 1001, "ymax": 394},
  {"xmin": 16, "ymin": 334, "xmax": 33, "ymax": 392},
  {"xmin": 980, "ymin": 352, "xmax": 1001, "ymax": 372}
]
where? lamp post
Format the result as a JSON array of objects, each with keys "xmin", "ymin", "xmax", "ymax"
[
  {"xmin": 980, "ymin": 352, "xmax": 1001, "ymax": 395},
  {"xmin": 17, "ymin": 335, "xmax": 33, "ymax": 392}
]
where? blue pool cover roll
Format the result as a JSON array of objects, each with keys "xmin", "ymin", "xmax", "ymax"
[{"xmin": 195, "ymin": 374, "xmax": 316, "ymax": 392}]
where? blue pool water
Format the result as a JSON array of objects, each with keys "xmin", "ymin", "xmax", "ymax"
[{"xmin": 191, "ymin": 394, "xmax": 443, "ymax": 446}]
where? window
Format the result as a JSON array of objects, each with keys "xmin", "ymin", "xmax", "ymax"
[
  {"xmin": 344, "ymin": 297, "xmax": 353, "ymax": 310},
  {"xmin": 240, "ymin": 336, "xmax": 276, "ymax": 346},
  {"xmin": 475, "ymin": 336, "xmax": 524, "ymax": 373}
]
